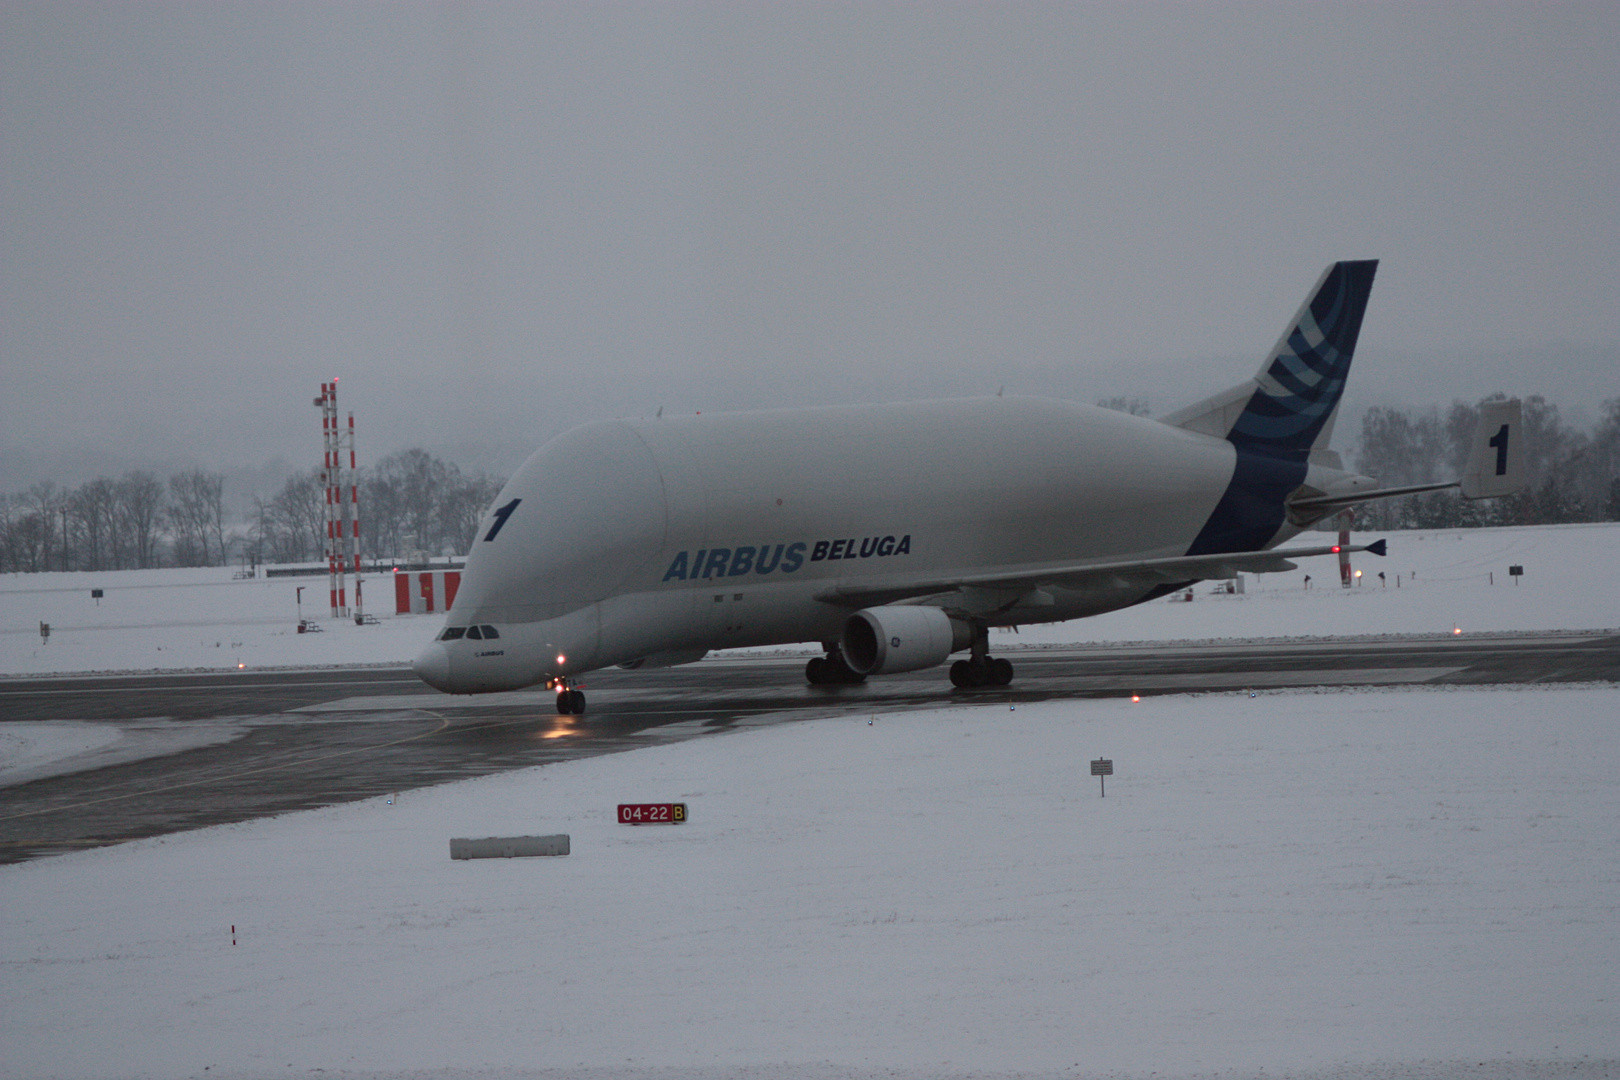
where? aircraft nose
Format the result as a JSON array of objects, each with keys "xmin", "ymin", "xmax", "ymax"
[{"xmin": 412, "ymin": 642, "xmax": 453, "ymax": 691}]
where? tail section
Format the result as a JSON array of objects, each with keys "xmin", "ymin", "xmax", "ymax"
[
  {"xmin": 1175, "ymin": 260, "xmax": 1379, "ymax": 557},
  {"xmin": 1163, "ymin": 260, "xmax": 1378, "ymax": 457}
]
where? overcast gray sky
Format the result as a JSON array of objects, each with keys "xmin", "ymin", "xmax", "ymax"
[{"xmin": 4, "ymin": 2, "xmax": 1617, "ymax": 495}]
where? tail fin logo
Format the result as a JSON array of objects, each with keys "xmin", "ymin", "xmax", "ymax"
[{"xmin": 1229, "ymin": 260, "xmax": 1378, "ymax": 453}]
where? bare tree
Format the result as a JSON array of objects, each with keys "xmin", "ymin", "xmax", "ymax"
[
  {"xmin": 441, "ymin": 472, "xmax": 505, "ymax": 554},
  {"xmin": 359, "ymin": 464, "xmax": 405, "ymax": 563},
  {"xmin": 69, "ymin": 478, "xmax": 120, "ymax": 571},
  {"xmin": 20, "ymin": 483, "xmax": 61, "ymax": 571},
  {"xmin": 0, "ymin": 494, "xmax": 25, "ymax": 572},
  {"xmin": 114, "ymin": 472, "xmax": 167, "ymax": 568},
  {"xmin": 267, "ymin": 469, "xmax": 325, "ymax": 562},
  {"xmin": 359, "ymin": 449, "xmax": 507, "ymax": 559},
  {"xmin": 167, "ymin": 470, "xmax": 227, "ymax": 566}
]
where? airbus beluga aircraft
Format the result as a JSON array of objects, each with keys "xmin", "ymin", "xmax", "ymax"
[{"xmin": 414, "ymin": 260, "xmax": 1524, "ymax": 712}]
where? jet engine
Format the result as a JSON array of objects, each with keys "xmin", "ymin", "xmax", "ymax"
[{"xmin": 841, "ymin": 605, "xmax": 971, "ymax": 676}]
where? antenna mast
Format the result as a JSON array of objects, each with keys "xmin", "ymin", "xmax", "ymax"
[{"xmin": 315, "ymin": 381, "xmax": 361, "ymax": 618}]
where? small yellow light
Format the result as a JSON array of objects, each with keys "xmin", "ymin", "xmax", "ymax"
[
  {"xmin": 1354, "ymin": 570, "xmax": 1362, "ymax": 578},
  {"xmin": 1453, "ymin": 627, "xmax": 1462, "ymax": 635},
  {"xmin": 1131, "ymin": 694, "xmax": 1140, "ymax": 703},
  {"xmin": 238, "ymin": 663, "xmax": 245, "ymax": 669}
]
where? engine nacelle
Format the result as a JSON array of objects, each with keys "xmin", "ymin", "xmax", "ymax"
[{"xmin": 841, "ymin": 605, "xmax": 971, "ymax": 676}]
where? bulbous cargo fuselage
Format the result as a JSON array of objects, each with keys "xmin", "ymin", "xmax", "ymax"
[{"xmin": 413, "ymin": 396, "xmax": 1273, "ymax": 694}]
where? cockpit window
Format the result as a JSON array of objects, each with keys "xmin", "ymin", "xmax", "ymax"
[
  {"xmin": 438, "ymin": 627, "xmax": 466, "ymax": 641},
  {"xmin": 465, "ymin": 625, "xmax": 483, "ymax": 640},
  {"xmin": 480, "ymin": 625, "xmax": 500, "ymax": 639}
]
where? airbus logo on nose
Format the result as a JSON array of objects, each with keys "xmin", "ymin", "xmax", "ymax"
[{"xmin": 661, "ymin": 534, "xmax": 913, "ymax": 583}]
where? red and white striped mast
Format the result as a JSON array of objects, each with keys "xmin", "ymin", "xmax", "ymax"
[
  {"xmin": 315, "ymin": 380, "xmax": 361, "ymax": 618},
  {"xmin": 348, "ymin": 409, "xmax": 363, "ymax": 620}
]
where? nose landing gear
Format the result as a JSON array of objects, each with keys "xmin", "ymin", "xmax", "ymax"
[
  {"xmin": 949, "ymin": 624, "xmax": 1014, "ymax": 689},
  {"xmin": 550, "ymin": 677, "xmax": 586, "ymax": 714}
]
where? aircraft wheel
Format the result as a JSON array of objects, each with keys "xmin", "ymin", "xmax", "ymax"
[
  {"xmin": 949, "ymin": 660, "xmax": 972, "ymax": 688},
  {"xmin": 569, "ymin": 689, "xmax": 587, "ymax": 713},
  {"xmin": 556, "ymin": 690, "xmax": 574, "ymax": 714},
  {"xmin": 991, "ymin": 657, "xmax": 1014, "ymax": 686},
  {"xmin": 806, "ymin": 657, "xmax": 826, "ymax": 685}
]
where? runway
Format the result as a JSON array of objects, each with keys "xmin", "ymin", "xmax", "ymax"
[{"xmin": 2, "ymin": 631, "xmax": 1616, "ymax": 864}]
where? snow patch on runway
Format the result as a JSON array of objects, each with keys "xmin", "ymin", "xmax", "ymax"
[
  {"xmin": 0, "ymin": 718, "xmax": 246, "ymax": 787},
  {"xmin": 0, "ymin": 721, "xmax": 123, "ymax": 784}
]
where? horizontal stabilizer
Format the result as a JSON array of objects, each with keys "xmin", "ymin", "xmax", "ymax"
[
  {"xmin": 1367, "ymin": 538, "xmax": 1386, "ymax": 557},
  {"xmin": 1288, "ymin": 480, "xmax": 1460, "ymax": 515}
]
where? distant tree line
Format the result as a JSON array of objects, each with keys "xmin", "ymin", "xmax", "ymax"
[
  {"xmin": 0, "ymin": 471, "xmax": 224, "ymax": 573},
  {"xmin": 246, "ymin": 449, "xmax": 505, "ymax": 565},
  {"xmin": 1350, "ymin": 395, "xmax": 1620, "ymax": 530},
  {"xmin": 0, "ymin": 450, "xmax": 506, "ymax": 574}
]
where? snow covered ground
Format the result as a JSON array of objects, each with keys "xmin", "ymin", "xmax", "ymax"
[
  {"xmin": 2, "ymin": 523, "xmax": 1616, "ymax": 678},
  {"xmin": 3, "ymin": 684, "xmax": 1616, "ymax": 1080}
]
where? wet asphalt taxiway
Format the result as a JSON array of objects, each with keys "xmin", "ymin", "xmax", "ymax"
[{"xmin": 2, "ymin": 631, "xmax": 1616, "ymax": 863}]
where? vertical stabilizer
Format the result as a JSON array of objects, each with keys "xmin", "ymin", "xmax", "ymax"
[{"xmin": 1162, "ymin": 260, "xmax": 1378, "ymax": 457}]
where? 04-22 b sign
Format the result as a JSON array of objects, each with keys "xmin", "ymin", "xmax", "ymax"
[{"xmin": 618, "ymin": 803, "xmax": 687, "ymax": 825}]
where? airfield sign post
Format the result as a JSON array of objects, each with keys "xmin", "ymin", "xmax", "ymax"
[{"xmin": 1091, "ymin": 758, "xmax": 1113, "ymax": 797}]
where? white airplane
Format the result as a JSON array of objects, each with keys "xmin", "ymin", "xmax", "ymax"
[{"xmin": 414, "ymin": 260, "xmax": 1524, "ymax": 711}]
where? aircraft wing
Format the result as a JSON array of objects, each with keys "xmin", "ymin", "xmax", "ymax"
[{"xmin": 815, "ymin": 540, "xmax": 1386, "ymax": 609}]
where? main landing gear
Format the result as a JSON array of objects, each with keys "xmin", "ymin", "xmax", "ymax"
[
  {"xmin": 552, "ymin": 677, "xmax": 586, "ymax": 714},
  {"xmin": 805, "ymin": 645, "xmax": 866, "ymax": 686},
  {"xmin": 949, "ymin": 624, "xmax": 1014, "ymax": 689}
]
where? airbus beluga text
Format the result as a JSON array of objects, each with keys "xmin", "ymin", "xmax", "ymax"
[{"xmin": 414, "ymin": 261, "xmax": 1525, "ymax": 713}]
